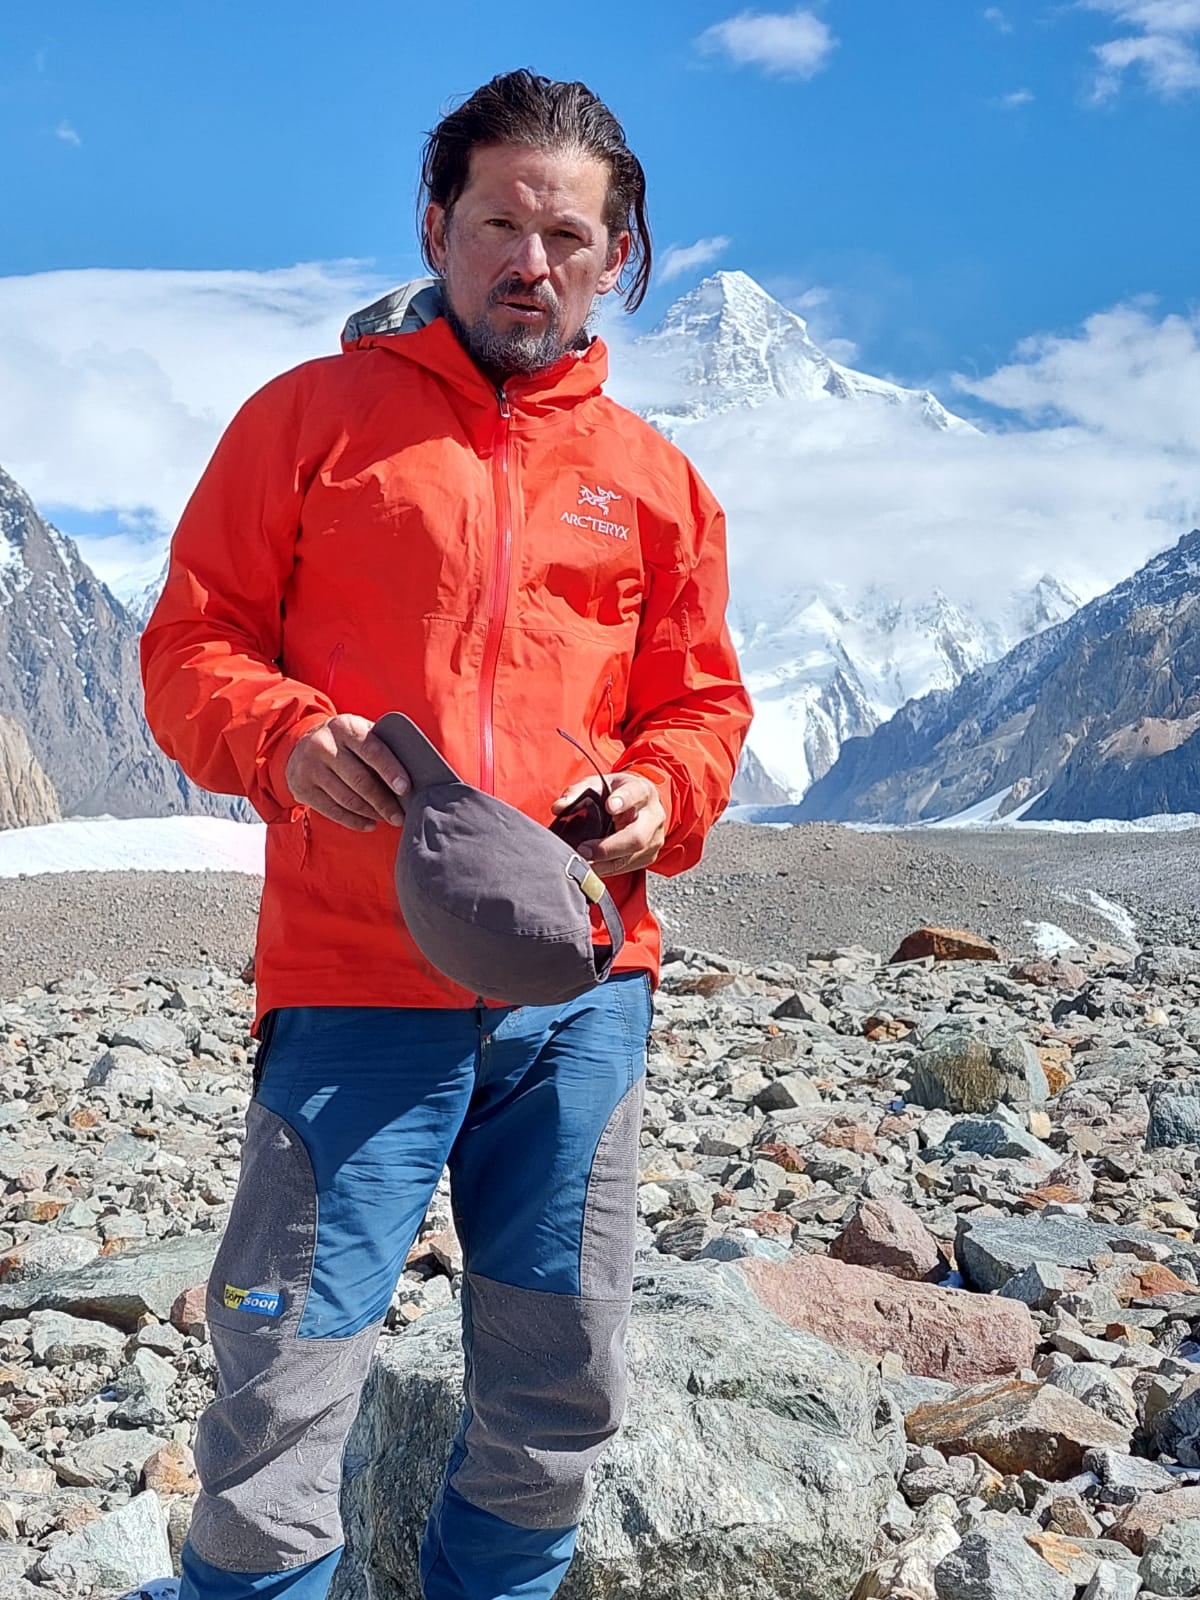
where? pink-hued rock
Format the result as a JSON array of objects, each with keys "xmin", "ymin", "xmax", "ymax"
[
  {"xmin": 905, "ymin": 1378, "xmax": 1131, "ymax": 1479},
  {"xmin": 829, "ymin": 1195, "xmax": 946, "ymax": 1282},
  {"xmin": 737, "ymin": 1254, "xmax": 1036, "ymax": 1384},
  {"xmin": 1110, "ymin": 1486, "xmax": 1200, "ymax": 1554},
  {"xmin": 170, "ymin": 1284, "xmax": 207, "ymax": 1334}
]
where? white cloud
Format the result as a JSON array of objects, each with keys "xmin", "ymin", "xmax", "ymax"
[
  {"xmin": 658, "ymin": 236, "xmax": 732, "ymax": 284},
  {"xmin": 787, "ymin": 285, "xmax": 860, "ymax": 362},
  {"xmin": 1083, "ymin": 0, "xmax": 1200, "ymax": 98},
  {"xmin": 55, "ymin": 122, "xmax": 81, "ymax": 147},
  {"xmin": 998, "ymin": 88, "xmax": 1035, "ymax": 106},
  {"xmin": 0, "ymin": 261, "xmax": 393, "ymax": 583},
  {"xmin": 605, "ymin": 297, "xmax": 1200, "ymax": 624},
  {"xmin": 3, "ymin": 265, "xmax": 1199, "ymax": 642},
  {"xmin": 697, "ymin": 8, "xmax": 836, "ymax": 78},
  {"xmin": 984, "ymin": 6, "xmax": 1014, "ymax": 31}
]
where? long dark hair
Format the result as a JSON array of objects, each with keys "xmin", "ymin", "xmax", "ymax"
[{"xmin": 419, "ymin": 70, "xmax": 652, "ymax": 313}]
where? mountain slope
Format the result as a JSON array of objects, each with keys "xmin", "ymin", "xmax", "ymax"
[
  {"xmin": 794, "ymin": 528, "xmax": 1200, "ymax": 825},
  {"xmin": 0, "ymin": 465, "xmax": 236, "ymax": 823},
  {"xmin": 623, "ymin": 272, "xmax": 1075, "ymax": 802},
  {"xmin": 729, "ymin": 576, "xmax": 1080, "ymax": 799},
  {"xmin": 634, "ymin": 271, "xmax": 973, "ymax": 434}
]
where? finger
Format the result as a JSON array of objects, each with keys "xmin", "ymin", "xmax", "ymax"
[
  {"xmin": 605, "ymin": 773, "xmax": 653, "ymax": 819},
  {"xmin": 580, "ymin": 818, "xmax": 650, "ymax": 873},
  {"xmin": 331, "ymin": 751, "xmax": 407, "ymax": 825},
  {"xmin": 307, "ymin": 793, "xmax": 377, "ymax": 832},
  {"xmin": 319, "ymin": 770, "xmax": 394, "ymax": 825},
  {"xmin": 353, "ymin": 728, "xmax": 412, "ymax": 798}
]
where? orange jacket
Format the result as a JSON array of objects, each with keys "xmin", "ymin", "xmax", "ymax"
[{"xmin": 141, "ymin": 304, "xmax": 751, "ymax": 1021}]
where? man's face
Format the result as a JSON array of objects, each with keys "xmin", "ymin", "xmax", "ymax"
[{"xmin": 425, "ymin": 143, "xmax": 631, "ymax": 380}]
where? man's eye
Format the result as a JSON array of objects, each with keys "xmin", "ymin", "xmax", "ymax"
[
  {"xmin": 555, "ymin": 230, "xmax": 581, "ymax": 241},
  {"xmin": 486, "ymin": 218, "xmax": 513, "ymax": 229}
]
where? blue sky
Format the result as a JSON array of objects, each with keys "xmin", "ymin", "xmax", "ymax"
[
  {"xmin": 1, "ymin": 2, "xmax": 1198, "ymax": 609},
  {"xmin": 3, "ymin": 0, "xmax": 1196, "ymax": 377}
]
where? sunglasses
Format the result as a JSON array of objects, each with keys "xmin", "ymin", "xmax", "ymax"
[{"xmin": 548, "ymin": 728, "xmax": 617, "ymax": 853}]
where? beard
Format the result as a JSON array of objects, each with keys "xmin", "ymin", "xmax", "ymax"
[{"xmin": 444, "ymin": 276, "xmax": 584, "ymax": 379}]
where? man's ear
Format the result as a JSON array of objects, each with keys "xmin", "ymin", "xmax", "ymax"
[
  {"xmin": 425, "ymin": 202, "xmax": 449, "ymax": 273},
  {"xmin": 596, "ymin": 230, "xmax": 632, "ymax": 296}
]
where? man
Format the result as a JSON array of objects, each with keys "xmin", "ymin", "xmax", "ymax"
[{"xmin": 139, "ymin": 69, "xmax": 751, "ymax": 1600}]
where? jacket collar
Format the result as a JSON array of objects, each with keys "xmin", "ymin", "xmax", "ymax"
[{"xmin": 341, "ymin": 278, "xmax": 609, "ymax": 415}]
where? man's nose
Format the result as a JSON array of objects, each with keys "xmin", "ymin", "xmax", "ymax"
[{"xmin": 509, "ymin": 231, "xmax": 550, "ymax": 279}]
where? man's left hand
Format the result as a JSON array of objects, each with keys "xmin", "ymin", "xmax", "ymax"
[{"xmin": 551, "ymin": 771, "xmax": 666, "ymax": 877}]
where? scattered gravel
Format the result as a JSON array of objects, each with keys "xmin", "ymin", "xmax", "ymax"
[
  {"xmin": 4, "ymin": 823, "xmax": 1200, "ymax": 1000},
  {"xmin": 655, "ymin": 823, "xmax": 1138, "ymax": 963},
  {"xmin": 0, "ymin": 872, "xmax": 259, "ymax": 997}
]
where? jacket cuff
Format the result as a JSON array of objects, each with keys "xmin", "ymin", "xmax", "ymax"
[{"xmin": 260, "ymin": 709, "xmax": 335, "ymax": 818}]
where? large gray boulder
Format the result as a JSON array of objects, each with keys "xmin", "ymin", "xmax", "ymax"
[
  {"xmin": 332, "ymin": 1261, "xmax": 904, "ymax": 1600},
  {"xmin": 0, "ymin": 1226, "xmax": 224, "ymax": 1328},
  {"xmin": 1147, "ymin": 1080, "xmax": 1200, "ymax": 1149},
  {"xmin": 956, "ymin": 1212, "xmax": 1200, "ymax": 1294}
]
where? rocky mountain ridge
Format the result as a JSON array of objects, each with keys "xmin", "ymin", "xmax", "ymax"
[
  {"xmin": 0, "ymin": 717, "xmax": 60, "ymax": 830},
  {"xmin": 622, "ymin": 272, "xmax": 1082, "ymax": 802},
  {"xmin": 790, "ymin": 527, "xmax": 1200, "ymax": 826},
  {"xmin": 0, "ymin": 466, "xmax": 236, "ymax": 827}
]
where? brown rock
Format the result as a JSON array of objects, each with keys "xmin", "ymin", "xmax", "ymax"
[
  {"xmin": 747, "ymin": 1210, "xmax": 794, "ymax": 1240},
  {"xmin": 1109, "ymin": 1486, "xmax": 1200, "ymax": 1554},
  {"xmin": 143, "ymin": 1440, "xmax": 199, "ymax": 1497},
  {"xmin": 829, "ymin": 1195, "xmax": 945, "ymax": 1282},
  {"xmin": 1023, "ymin": 1184, "xmax": 1082, "ymax": 1211},
  {"xmin": 905, "ymin": 1377, "xmax": 1131, "ymax": 1479},
  {"xmin": 754, "ymin": 1140, "xmax": 805, "ymax": 1174},
  {"xmin": 864, "ymin": 1015, "xmax": 914, "ymax": 1043},
  {"xmin": 1024, "ymin": 1532, "xmax": 1096, "ymax": 1584},
  {"xmin": 737, "ymin": 1254, "xmax": 1035, "ymax": 1384},
  {"xmin": 819, "ymin": 1123, "xmax": 877, "ymax": 1154},
  {"xmin": 170, "ymin": 1284, "xmax": 207, "ymax": 1334},
  {"xmin": 407, "ymin": 1227, "xmax": 464, "ymax": 1277},
  {"xmin": 889, "ymin": 927, "xmax": 1002, "ymax": 965},
  {"xmin": 671, "ymin": 972, "xmax": 738, "ymax": 998},
  {"xmin": 1012, "ymin": 959, "xmax": 1088, "ymax": 991},
  {"xmin": 1042, "ymin": 1061, "xmax": 1075, "ymax": 1096},
  {"xmin": 1044, "ymin": 1496, "xmax": 1100, "ymax": 1538},
  {"xmin": 1114, "ymin": 1261, "xmax": 1196, "ymax": 1303}
]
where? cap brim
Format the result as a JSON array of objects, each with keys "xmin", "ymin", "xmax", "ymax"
[{"xmin": 372, "ymin": 713, "xmax": 463, "ymax": 790}]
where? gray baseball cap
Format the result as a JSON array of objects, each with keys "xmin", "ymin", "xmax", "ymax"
[{"xmin": 372, "ymin": 713, "xmax": 626, "ymax": 1006}]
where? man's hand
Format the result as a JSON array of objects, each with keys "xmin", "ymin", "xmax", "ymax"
[
  {"xmin": 285, "ymin": 715, "xmax": 410, "ymax": 832},
  {"xmin": 551, "ymin": 771, "xmax": 666, "ymax": 877}
]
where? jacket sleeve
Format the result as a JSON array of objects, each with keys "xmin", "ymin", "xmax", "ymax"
[
  {"xmin": 616, "ymin": 474, "xmax": 753, "ymax": 876},
  {"xmin": 139, "ymin": 370, "xmax": 336, "ymax": 824}
]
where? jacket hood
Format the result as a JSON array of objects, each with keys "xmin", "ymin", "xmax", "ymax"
[
  {"xmin": 341, "ymin": 277, "xmax": 609, "ymax": 411},
  {"xmin": 341, "ymin": 277, "xmax": 445, "ymax": 345}
]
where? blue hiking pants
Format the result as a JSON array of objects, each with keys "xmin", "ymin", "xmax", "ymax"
[{"xmin": 178, "ymin": 975, "xmax": 651, "ymax": 1600}]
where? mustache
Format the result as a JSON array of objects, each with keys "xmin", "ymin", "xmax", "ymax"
[{"xmin": 487, "ymin": 279, "xmax": 559, "ymax": 314}]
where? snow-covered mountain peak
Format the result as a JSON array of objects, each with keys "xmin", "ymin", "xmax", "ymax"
[{"xmin": 636, "ymin": 271, "xmax": 973, "ymax": 434}]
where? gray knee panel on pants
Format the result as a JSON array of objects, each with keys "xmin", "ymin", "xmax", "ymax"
[
  {"xmin": 190, "ymin": 1102, "xmax": 377, "ymax": 1573},
  {"xmin": 451, "ymin": 1077, "xmax": 645, "ymax": 1531},
  {"xmin": 452, "ymin": 1272, "xmax": 631, "ymax": 1530}
]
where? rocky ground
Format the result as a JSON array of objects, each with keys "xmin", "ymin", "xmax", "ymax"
[
  {"xmin": 3, "ymin": 845, "xmax": 1200, "ymax": 1593},
  {"xmin": 6, "ymin": 819, "xmax": 1198, "ymax": 997}
]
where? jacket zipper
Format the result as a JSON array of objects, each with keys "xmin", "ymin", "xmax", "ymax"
[
  {"xmin": 590, "ymin": 674, "xmax": 615, "ymax": 749},
  {"xmin": 479, "ymin": 389, "xmax": 514, "ymax": 793}
]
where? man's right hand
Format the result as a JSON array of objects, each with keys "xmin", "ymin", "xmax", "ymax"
[{"xmin": 285, "ymin": 715, "xmax": 410, "ymax": 832}]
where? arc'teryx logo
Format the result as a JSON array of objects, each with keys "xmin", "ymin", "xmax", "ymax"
[
  {"xmin": 562, "ymin": 483, "xmax": 629, "ymax": 541},
  {"xmin": 578, "ymin": 484, "xmax": 621, "ymax": 515}
]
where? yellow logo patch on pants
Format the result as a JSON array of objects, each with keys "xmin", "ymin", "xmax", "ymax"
[{"xmin": 223, "ymin": 1284, "xmax": 284, "ymax": 1317}]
